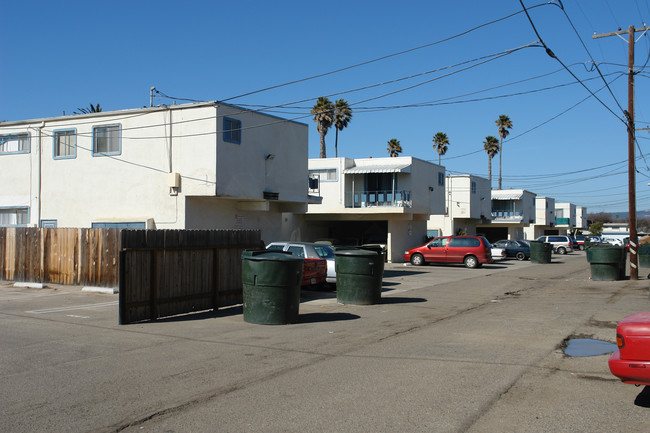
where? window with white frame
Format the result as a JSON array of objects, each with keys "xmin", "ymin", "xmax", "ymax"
[
  {"xmin": 438, "ymin": 172, "xmax": 445, "ymax": 186},
  {"xmin": 0, "ymin": 133, "xmax": 30, "ymax": 154},
  {"xmin": 0, "ymin": 207, "xmax": 29, "ymax": 226},
  {"xmin": 308, "ymin": 168, "xmax": 338, "ymax": 182},
  {"xmin": 93, "ymin": 124, "xmax": 121, "ymax": 155},
  {"xmin": 53, "ymin": 129, "xmax": 76, "ymax": 159},
  {"xmin": 223, "ymin": 117, "xmax": 241, "ymax": 144}
]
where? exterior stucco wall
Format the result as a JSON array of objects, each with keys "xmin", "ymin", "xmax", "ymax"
[{"xmin": 0, "ymin": 102, "xmax": 308, "ymax": 229}]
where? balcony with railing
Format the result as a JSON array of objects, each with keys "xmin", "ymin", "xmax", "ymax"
[
  {"xmin": 491, "ymin": 210, "xmax": 524, "ymax": 222},
  {"xmin": 349, "ymin": 190, "xmax": 412, "ymax": 208},
  {"xmin": 556, "ymin": 217, "xmax": 570, "ymax": 226}
]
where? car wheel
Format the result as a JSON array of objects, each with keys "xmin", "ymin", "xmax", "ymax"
[
  {"xmin": 410, "ymin": 253, "xmax": 425, "ymax": 266},
  {"xmin": 464, "ymin": 255, "xmax": 478, "ymax": 268},
  {"xmin": 557, "ymin": 247, "xmax": 567, "ymax": 255},
  {"xmin": 515, "ymin": 251, "xmax": 526, "ymax": 261}
]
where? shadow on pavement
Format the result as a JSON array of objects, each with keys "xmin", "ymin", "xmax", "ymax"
[
  {"xmin": 298, "ymin": 312, "xmax": 360, "ymax": 323},
  {"xmin": 380, "ymin": 296, "xmax": 427, "ymax": 304},
  {"xmin": 634, "ymin": 386, "xmax": 650, "ymax": 408}
]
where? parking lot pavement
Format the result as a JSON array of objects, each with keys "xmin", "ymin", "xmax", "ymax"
[{"xmin": 2, "ymin": 251, "xmax": 649, "ymax": 432}]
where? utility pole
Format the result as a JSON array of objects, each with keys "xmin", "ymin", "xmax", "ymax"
[{"xmin": 593, "ymin": 25, "xmax": 650, "ymax": 280}]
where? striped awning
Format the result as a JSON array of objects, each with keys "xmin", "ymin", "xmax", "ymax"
[{"xmin": 344, "ymin": 163, "xmax": 411, "ymax": 174}]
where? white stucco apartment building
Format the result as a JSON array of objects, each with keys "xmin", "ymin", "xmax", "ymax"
[
  {"xmin": 305, "ymin": 157, "xmax": 445, "ymax": 262},
  {"xmin": 477, "ymin": 189, "xmax": 537, "ymax": 241},
  {"xmin": 0, "ymin": 102, "xmax": 308, "ymax": 241},
  {"xmin": 523, "ymin": 196, "xmax": 556, "ymax": 239},
  {"xmin": 428, "ymin": 174, "xmax": 492, "ymax": 237}
]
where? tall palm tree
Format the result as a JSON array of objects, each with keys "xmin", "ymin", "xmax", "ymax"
[
  {"xmin": 74, "ymin": 103, "xmax": 102, "ymax": 114},
  {"xmin": 432, "ymin": 132, "xmax": 450, "ymax": 165},
  {"xmin": 495, "ymin": 114, "xmax": 513, "ymax": 190},
  {"xmin": 332, "ymin": 99, "xmax": 352, "ymax": 158},
  {"xmin": 311, "ymin": 97, "xmax": 334, "ymax": 158},
  {"xmin": 387, "ymin": 138, "xmax": 402, "ymax": 157},
  {"xmin": 483, "ymin": 135, "xmax": 499, "ymax": 187}
]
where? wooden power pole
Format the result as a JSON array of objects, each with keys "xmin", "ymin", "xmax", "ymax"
[{"xmin": 593, "ymin": 25, "xmax": 650, "ymax": 280}]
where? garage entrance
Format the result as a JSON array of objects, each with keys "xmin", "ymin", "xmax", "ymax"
[{"xmin": 477, "ymin": 227, "xmax": 508, "ymax": 243}]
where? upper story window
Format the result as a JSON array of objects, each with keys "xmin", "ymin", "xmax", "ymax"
[
  {"xmin": 471, "ymin": 181, "xmax": 477, "ymax": 194},
  {"xmin": 0, "ymin": 132, "xmax": 30, "ymax": 154},
  {"xmin": 309, "ymin": 168, "xmax": 338, "ymax": 182},
  {"xmin": 223, "ymin": 117, "xmax": 241, "ymax": 144},
  {"xmin": 53, "ymin": 129, "xmax": 76, "ymax": 159},
  {"xmin": 438, "ymin": 172, "xmax": 445, "ymax": 186},
  {"xmin": 92, "ymin": 124, "xmax": 121, "ymax": 156}
]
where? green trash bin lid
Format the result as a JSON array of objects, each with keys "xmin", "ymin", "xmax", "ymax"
[
  {"xmin": 242, "ymin": 249, "xmax": 303, "ymax": 262},
  {"xmin": 334, "ymin": 248, "xmax": 379, "ymax": 258}
]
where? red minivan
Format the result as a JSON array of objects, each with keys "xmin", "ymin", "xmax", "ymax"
[{"xmin": 403, "ymin": 236, "xmax": 493, "ymax": 268}]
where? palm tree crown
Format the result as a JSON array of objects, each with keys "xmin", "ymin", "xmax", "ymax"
[
  {"xmin": 332, "ymin": 99, "xmax": 352, "ymax": 158},
  {"xmin": 311, "ymin": 97, "xmax": 334, "ymax": 158},
  {"xmin": 483, "ymin": 135, "xmax": 499, "ymax": 186},
  {"xmin": 387, "ymin": 138, "xmax": 402, "ymax": 157},
  {"xmin": 74, "ymin": 103, "xmax": 102, "ymax": 115},
  {"xmin": 495, "ymin": 114, "xmax": 513, "ymax": 190},
  {"xmin": 432, "ymin": 132, "xmax": 450, "ymax": 165}
]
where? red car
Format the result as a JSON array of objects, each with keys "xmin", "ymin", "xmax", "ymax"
[
  {"xmin": 403, "ymin": 235, "xmax": 493, "ymax": 269},
  {"xmin": 608, "ymin": 312, "xmax": 650, "ymax": 386}
]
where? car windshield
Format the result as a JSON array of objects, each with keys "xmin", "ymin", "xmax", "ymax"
[{"xmin": 314, "ymin": 245, "xmax": 335, "ymax": 259}]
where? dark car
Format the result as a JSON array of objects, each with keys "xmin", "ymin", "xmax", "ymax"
[
  {"xmin": 403, "ymin": 236, "xmax": 492, "ymax": 269},
  {"xmin": 492, "ymin": 239, "xmax": 530, "ymax": 261}
]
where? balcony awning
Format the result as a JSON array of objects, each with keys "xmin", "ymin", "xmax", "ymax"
[
  {"xmin": 491, "ymin": 191, "xmax": 524, "ymax": 200},
  {"xmin": 344, "ymin": 163, "xmax": 411, "ymax": 174}
]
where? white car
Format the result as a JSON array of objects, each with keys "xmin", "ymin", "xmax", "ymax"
[
  {"xmin": 266, "ymin": 242, "xmax": 336, "ymax": 285},
  {"xmin": 490, "ymin": 246, "xmax": 507, "ymax": 261}
]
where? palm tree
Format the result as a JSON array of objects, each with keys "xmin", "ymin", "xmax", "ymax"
[
  {"xmin": 432, "ymin": 132, "xmax": 450, "ymax": 165},
  {"xmin": 74, "ymin": 103, "xmax": 102, "ymax": 114},
  {"xmin": 387, "ymin": 138, "xmax": 402, "ymax": 157},
  {"xmin": 311, "ymin": 97, "xmax": 334, "ymax": 158},
  {"xmin": 332, "ymin": 99, "xmax": 352, "ymax": 158},
  {"xmin": 495, "ymin": 114, "xmax": 513, "ymax": 189},
  {"xmin": 483, "ymin": 135, "xmax": 499, "ymax": 186}
]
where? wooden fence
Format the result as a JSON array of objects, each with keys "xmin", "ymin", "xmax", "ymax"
[
  {"xmin": 0, "ymin": 227, "xmax": 120, "ymax": 287},
  {"xmin": 119, "ymin": 229, "xmax": 260, "ymax": 324}
]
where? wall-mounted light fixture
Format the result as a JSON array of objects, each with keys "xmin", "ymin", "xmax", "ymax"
[
  {"xmin": 265, "ymin": 153, "xmax": 275, "ymax": 160},
  {"xmin": 428, "ymin": 186, "xmax": 434, "ymax": 191}
]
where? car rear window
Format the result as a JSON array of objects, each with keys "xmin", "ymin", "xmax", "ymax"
[
  {"xmin": 449, "ymin": 237, "xmax": 480, "ymax": 247},
  {"xmin": 266, "ymin": 244, "xmax": 285, "ymax": 251}
]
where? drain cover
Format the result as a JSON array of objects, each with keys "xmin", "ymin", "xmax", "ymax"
[{"xmin": 564, "ymin": 338, "xmax": 617, "ymax": 357}]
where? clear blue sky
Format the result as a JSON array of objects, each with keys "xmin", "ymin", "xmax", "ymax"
[{"xmin": 3, "ymin": 0, "xmax": 650, "ymax": 214}]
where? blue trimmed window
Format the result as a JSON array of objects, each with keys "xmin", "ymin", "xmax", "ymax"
[
  {"xmin": 223, "ymin": 117, "xmax": 241, "ymax": 144},
  {"xmin": 0, "ymin": 132, "xmax": 30, "ymax": 154},
  {"xmin": 53, "ymin": 129, "xmax": 76, "ymax": 159},
  {"xmin": 92, "ymin": 124, "xmax": 121, "ymax": 156},
  {"xmin": 471, "ymin": 181, "xmax": 477, "ymax": 194},
  {"xmin": 438, "ymin": 172, "xmax": 445, "ymax": 187}
]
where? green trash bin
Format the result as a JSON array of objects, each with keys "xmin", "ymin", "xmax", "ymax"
[
  {"xmin": 241, "ymin": 250, "xmax": 303, "ymax": 325},
  {"xmin": 334, "ymin": 248, "xmax": 383, "ymax": 305},
  {"xmin": 587, "ymin": 244, "xmax": 625, "ymax": 281},
  {"xmin": 529, "ymin": 241, "xmax": 552, "ymax": 264}
]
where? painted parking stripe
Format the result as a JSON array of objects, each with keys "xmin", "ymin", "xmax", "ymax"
[{"xmin": 26, "ymin": 301, "xmax": 118, "ymax": 314}]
